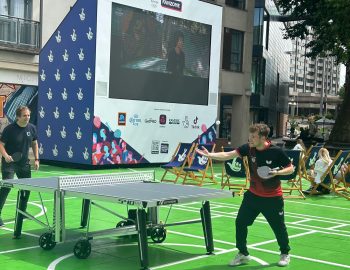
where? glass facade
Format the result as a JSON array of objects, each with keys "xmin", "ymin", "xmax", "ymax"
[
  {"xmin": 222, "ymin": 28, "xmax": 244, "ymax": 72},
  {"xmin": 250, "ymin": 0, "xmax": 291, "ymax": 131}
]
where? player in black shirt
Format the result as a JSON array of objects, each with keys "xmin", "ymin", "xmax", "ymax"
[
  {"xmin": 196, "ymin": 123, "xmax": 293, "ymax": 267},
  {"xmin": 0, "ymin": 106, "xmax": 39, "ymax": 236}
]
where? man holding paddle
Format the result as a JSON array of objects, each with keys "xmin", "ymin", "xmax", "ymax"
[
  {"xmin": 196, "ymin": 123, "xmax": 294, "ymax": 267},
  {"xmin": 0, "ymin": 106, "xmax": 39, "ymax": 234}
]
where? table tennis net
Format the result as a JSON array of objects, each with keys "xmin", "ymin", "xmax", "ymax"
[{"xmin": 58, "ymin": 171, "xmax": 155, "ymax": 189}]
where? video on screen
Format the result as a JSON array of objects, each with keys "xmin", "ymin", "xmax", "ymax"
[{"xmin": 109, "ymin": 3, "xmax": 212, "ymax": 105}]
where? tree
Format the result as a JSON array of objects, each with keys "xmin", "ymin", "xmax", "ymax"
[
  {"xmin": 276, "ymin": 0, "xmax": 350, "ymax": 145},
  {"xmin": 338, "ymin": 85, "xmax": 345, "ymax": 99}
]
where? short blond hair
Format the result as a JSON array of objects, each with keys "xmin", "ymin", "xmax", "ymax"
[{"xmin": 318, "ymin": 148, "xmax": 332, "ymax": 164}]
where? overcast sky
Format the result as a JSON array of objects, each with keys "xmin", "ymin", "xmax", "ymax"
[{"xmin": 340, "ymin": 64, "xmax": 346, "ymax": 86}]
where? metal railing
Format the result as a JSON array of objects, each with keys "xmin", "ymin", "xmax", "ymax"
[{"xmin": 0, "ymin": 14, "xmax": 40, "ymax": 49}]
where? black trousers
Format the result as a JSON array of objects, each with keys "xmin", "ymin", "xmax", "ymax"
[
  {"xmin": 0, "ymin": 162, "xmax": 31, "ymax": 237},
  {"xmin": 235, "ymin": 190, "xmax": 290, "ymax": 255}
]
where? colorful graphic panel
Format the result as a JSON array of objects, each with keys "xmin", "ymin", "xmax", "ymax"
[{"xmin": 37, "ymin": 0, "xmax": 97, "ymax": 164}]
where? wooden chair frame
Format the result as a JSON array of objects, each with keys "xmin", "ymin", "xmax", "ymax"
[
  {"xmin": 161, "ymin": 142, "xmax": 196, "ymax": 184},
  {"xmin": 220, "ymin": 146, "xmax": 250, "ymax": 196},
  {"xmin": 281, "ymin": 149, "xmax": 305, "ymax": 199},
  {"xmin": 182, "ymin": 144, "xmax": 216, "ymax": 186},
  {"xmin": 308, "ymin": 150, "xmax": 350, "ymax": 200}
]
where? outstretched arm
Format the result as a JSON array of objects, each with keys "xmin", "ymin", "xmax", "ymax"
[
  {"xmin": 196, "ymin": 146, "xmax": 240, "ymax": 161},
  {"xmin": 269, "ymin": 164, "xmax": 294, "ymax": 176}
]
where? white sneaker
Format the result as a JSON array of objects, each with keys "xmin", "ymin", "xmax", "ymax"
[
  {"xmin": 229, "ymin": 252, "xmax": 251, "ymax": 266},
  {"xmin": 278, "ymin": 254, "xmax": 290, "ymax": 267}
]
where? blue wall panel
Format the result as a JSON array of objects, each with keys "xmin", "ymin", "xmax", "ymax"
[{"xmin": 37, "ymin": 0, "xmax": 97, "ymax": 164}]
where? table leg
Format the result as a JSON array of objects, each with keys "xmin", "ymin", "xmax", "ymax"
[
  {"xmin": 200, "ymin": 201, "xmax": 214, "ymax": 254},
  {"xmin": 80, "ymin": 199, "xmax": 91, "ymax": 228},
  {"xmin": 54, "ymin": 190, "xmax": 64, "ymax": 243},
  {"xmin": 147, "ymin": 206, "xmax": 159, "ymax": 225},
  {"xmin": 136, "ymin": 209, "xmax": 149, "ymax": 270},
  {"xmin": 14, "ymin": 190, "xmax": 30, "ymax": 238}
]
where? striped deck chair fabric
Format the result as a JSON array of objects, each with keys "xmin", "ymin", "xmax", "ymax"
[
  {"xmin": 302, "ymin": 145, "xmax": 323, "ymax": 181},
  {"xmin": 161, "ymin": 142, "xmax": 195, "ymax": 184},
  {"xmin": 309, "ymin": 150, "xmax": 350, "ymax": 199},
  {"xmin": 221, "ymin": 146, "xmax": 250, "ymax": 196},
  {"xmin": 331, "ymin": 150, "xmax": 350, "ymax": 200},
  {"xmin": 182, "ymin": 143, "xmax": 216, "ymax": 186}
]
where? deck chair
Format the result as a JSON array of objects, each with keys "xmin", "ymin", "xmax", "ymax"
[
  {"xmin": 281, "ymin": 150, "xmax": 305, "ymax": 199},
  {"xmin": 308, "ymin": 150, "xmax": 350, "ymax": 199},
  {"xmin": 161, "ymin": 143, "xmax": 195, "ymax": 183},
  {"xmin": 221, "ymin": 146, "xmax": 250, "ymax": 196},
  {"xmin": 346, "ymin": 173, "xmax": 350, "ymax": 187},
  {"xmin": 182, "ymin": 143, "xmax": 216, "ymax": 186},
  {"xmin": 330, "ymin": 150, "xmax": 350, "ymax": 200},
  {"xmin": 301, "ymin": 145, "xmax": 323, "ymax": 182},
  {"xmin": 315, "ymin": 142, "xmax": 325, "ymax": 147}
]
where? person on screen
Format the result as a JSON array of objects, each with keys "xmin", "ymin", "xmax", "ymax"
[
  {"xmin": 166, "ymin": 30, "xmax": 185, "ymax": 75},
  {"xmin": 0, "ymin": 106, "xmax": 39, "ymax": 232},
  {"xmin": 196, "ymin": 123, "xmax": 293, "ymax": 267}
]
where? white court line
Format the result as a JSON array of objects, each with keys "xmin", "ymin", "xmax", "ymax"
[
  {"xmin": 168, "ymin": 230, "xmax": 235, "ymax": 246},
  {"xmin": 1, "ymin": 209, "xmax": 348, "ymax": 270},
  {"xmin": 289, "ymin": 219, "xmax": 312, "ymax": 225},
  {"xmin": 285, "ymin": 200, "xmax": 350, "ymax": 211},
  {"xmin": 211, "ymin": 201, "xmax": 350, "ymax": 224},
  {"xmin": 0, "ymin": 226, "xmax": 39, "ymax": 238},
  {"xmin": 152, "ymin": 231, "xmax": 315, "ymax": 270},
  {"xmin": 47, "ymin": 242, "xmax": 226, "ymax": 270},
  {"xmin": 251, "ymin": 246, "xmax": 350, "ymax": 269},
  {"xmin": 0, "ymin": 244, "xmax": 41, "ymax": 254},
  {"xmin": 151, "ymin": 251, "xmax": 270, "ymax": 270},
  {"xmin": 249, "ymin": 230, "xmax": 318, "ymax": 247},
  {"xmin": 2, "ymin": 201, "xmax": 47, "ymax": 227},
  {"xmin": 168, "ymin": 227, "xmax": 350, "ymax": 269},
  {"xmin": 172, "ymin": 204, "xmax": 350, "ymax": 237},
  {"xmin": 285, "ymin": 223, "xmax": 350, "ymax": 235},
  {"xmin": 328, "ymin": 224, "xmax": 349, "ymax": 230}
]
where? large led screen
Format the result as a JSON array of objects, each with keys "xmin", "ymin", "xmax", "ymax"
[{"xmin": 109, "ymin": 3, "xmax": 212, "ymax": 105}]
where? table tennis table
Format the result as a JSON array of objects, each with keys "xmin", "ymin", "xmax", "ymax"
[{"xmin": 0, "ymin": 171, "xmax": 232, "ymax": 269}]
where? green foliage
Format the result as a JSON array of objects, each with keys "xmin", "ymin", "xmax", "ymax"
[
  {"xmin": 325, "ymin": 112, "xmax": 334, "ymax": 119},
  {"xmin": 314, "ymin": 114, "xmax": 322, "ymax": 121},
  {"xmin": 276, "ymin": 0, "xmax": 350, "ymax": 64},
  {"xmin": 338, "ymin": 85, "xmax": 345, "ymax": 98}
]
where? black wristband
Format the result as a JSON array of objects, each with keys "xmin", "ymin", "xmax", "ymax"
[{"xmin": 35, "ymin": 159, "xmax": 40, "ymax": 161}]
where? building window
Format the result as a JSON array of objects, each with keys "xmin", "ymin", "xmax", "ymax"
[
  {"xmin": 225, "ymin": 0, "xmax": 245, "ymax": 10},
  {"xmin": 222, "ymin": 28, "xmax": 244, "ymax": 72},
  {"xmin": 253, "ymin": 7, "xmax": 269, "ymax": 49},
  {"xmin": 0, "ymin": 0, "xmax": 38, "ymax": 48},
  {"xmin": 251, "ymin": 57, "xmax": 266, "ymax": 95},
  {"xmin": 253, "ymin": 8, "xmax": 263, "ymax": 45},
  {"xmin": 0, "ymin": 0, "xmax": 32, "ymax": 19}
]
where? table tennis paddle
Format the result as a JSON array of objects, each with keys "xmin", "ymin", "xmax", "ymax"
[
  {"xmin": 11, "ymin": 152, "xmax": 22, "ymax": 162},
  {"xmin": 257, "ymin": 166, "xmax": 279, "ymax": 179}
]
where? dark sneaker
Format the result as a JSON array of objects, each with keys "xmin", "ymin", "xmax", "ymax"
[{"xmin": 0, "ymin": 217, "xmax": 4, "ymax": 227}]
